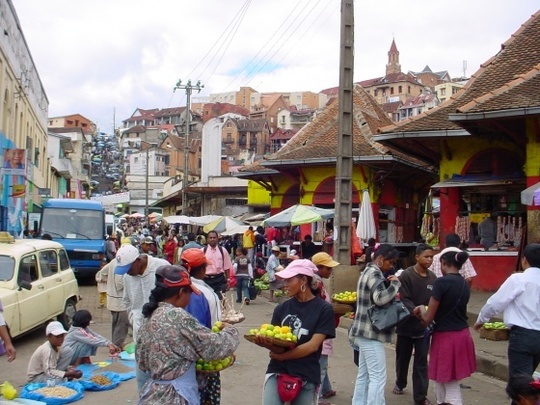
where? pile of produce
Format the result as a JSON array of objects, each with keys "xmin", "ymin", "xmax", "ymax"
[
  {"xmin": 89, "ymin": 374, "xmax": 112, "ymax": 386},
  {"xmin": 34, "ymin": 386, "xmax": 77, "ymax": 398},
  {"xmin": 482, "ymin": 321, "xmax": 508, "ymax": 330},
  {"xmin": 332, "ymin": 291, "xmax": 357, "ymax": 304},
  {"xmin": 196, "ymin": 355, "xmax": 235, "ymax": 372},
  {"xmin": 247, "ymin": 324, "xmax": 297, "ymax": 343},
  {"xmin": 254, "ymin": 273, "xmax": 270, "ymax": 290}
]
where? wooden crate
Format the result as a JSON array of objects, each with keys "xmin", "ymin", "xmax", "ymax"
[{"xmin": 480, "ymin": 327, "xmax": 510, "ymax": 341}]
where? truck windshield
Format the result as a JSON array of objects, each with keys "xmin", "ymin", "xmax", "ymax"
[{"xmin": 41, "ymin": 208, "xmax": 104, "ymax": 240}]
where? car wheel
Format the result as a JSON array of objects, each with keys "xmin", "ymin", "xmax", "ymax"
[{"xmin": 58, "ymin": 298, "xmax": 77, "ymax": 329}]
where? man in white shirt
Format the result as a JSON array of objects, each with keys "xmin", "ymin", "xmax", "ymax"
[
  {"xmin": 474, "ymin": 243, "xmax": 540, "ymax": 379},
  {"xmin": 430, "ymin": 233, "xmax": 477, "ymax": 286},
  {"xmin": 115, "ymin": 245, "xmax": 169, "ymax": 392}
]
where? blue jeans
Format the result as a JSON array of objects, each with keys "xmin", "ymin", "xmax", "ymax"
[
  {"xmin": 319, "ymin": 354, "xmax": 333, "ymax": 398},
  {"xmin": 352, "ymin": 336, "xmax": 386, "ymax": 405},
  {"xmin": 508, "ymin": 326, "xmax": 540, "ymax": 378},
  {"xmin": 263, "ymin": 374, "xmax": 317, "ymax": 405},
  {"xmin": 236, "ymin": 276, "xmax": 251, "ymax": 302}
]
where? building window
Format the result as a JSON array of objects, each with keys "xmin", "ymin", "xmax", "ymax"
[
  {"xmin": 374, "ymin": 90, "xmax": 378, "ymax": 96},
  {"xmin": 225, "ymin": 198, "xmax": 247, "ymax": 206},
  {"xmin": 440, "ymin": 88, "xmax": 446, "ymax": 96},
  {"xmin": 390, "ymin": 87, "xmax": 394, "ymax": 95},
  {"xmin": 398, "ymin": 86, "xmax": 402, "ymax": 93},
  {"xmin": 407, "ymin": 86, "xmax": 411, "ymax": 93}
]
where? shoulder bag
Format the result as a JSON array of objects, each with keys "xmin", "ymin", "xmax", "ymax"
[{"xmin": 367, "ymin": 280, "xmax": 410, "ymax": 332}]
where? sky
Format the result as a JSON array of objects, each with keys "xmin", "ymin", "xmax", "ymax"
[{"xmin": 10, "ymin": 0, "xmax": 540, "ymax": 134}]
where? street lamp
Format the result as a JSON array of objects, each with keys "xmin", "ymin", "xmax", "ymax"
[{"xmin": 173, "ymin": 79, "xmax": 203, "ymax": 214}]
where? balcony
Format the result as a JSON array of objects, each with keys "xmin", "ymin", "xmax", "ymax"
[{"xmin": 51, "ymin": 157, "xmax": 74, "ymax": 177}]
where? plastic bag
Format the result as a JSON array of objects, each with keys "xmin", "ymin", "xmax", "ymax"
[
  {"xmin": 20, "ymin": 381, "xmax": 84, "ymax": 405},
  {"xmin": 79, "ymin": 371, "xmax": 121, "ymax": 391},
  {"xmin": 123, "ymin": 342, "xmax": 135, "ymax": 354},
  {"xmin": 0, "ymin": 381, "xmax": 17, "ymax": 400}
]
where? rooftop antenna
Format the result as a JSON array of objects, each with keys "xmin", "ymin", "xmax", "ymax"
[{"xmin": 463, "ymin": 60, "xmax": 467, "ymax": 78}]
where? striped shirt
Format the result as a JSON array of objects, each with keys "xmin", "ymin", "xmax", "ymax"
[{"xmin": 349, "ymin": 263, "xmax": 401, "ymax": 343}]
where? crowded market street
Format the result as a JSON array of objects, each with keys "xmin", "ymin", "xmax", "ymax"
[{"xmin": 1, "ymin": 284, "xmax": 510, "ymax": 404}]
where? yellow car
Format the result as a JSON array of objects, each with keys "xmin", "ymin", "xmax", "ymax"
[{"xmin": 0, "ymin": 236, "xmax": 80, "ymax": 338}]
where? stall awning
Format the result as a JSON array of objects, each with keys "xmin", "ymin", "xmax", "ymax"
[
  {"xmin": 521, "ymin": 182, "xmax": 540, "ymax": 206},
  {"xmin": 432, "ymin": 177, "xmax": 524, "ymax": 188}
]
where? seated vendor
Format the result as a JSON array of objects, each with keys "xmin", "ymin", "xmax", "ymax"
[
  {"xmin": 63, "ymin": 310, "xmax": 121, "ymax": 366},
  {"xmin": 27, "ymin": 321, "xmax": 82, "ymax": 383}
]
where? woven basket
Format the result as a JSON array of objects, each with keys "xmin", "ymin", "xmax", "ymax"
[
  {"xmin": 332, "ymin": 303, "xmax": 353, "ymax": 316},
  {"xmin": 479, "ymin": 327, "xmax": 510, "ymax": 341},
  {"xmin": 244, "ymin": 334, "xmax": 297, "ymax": 349}
]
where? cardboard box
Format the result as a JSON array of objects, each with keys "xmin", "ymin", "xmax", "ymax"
[{"xmin": 480, "ymin": 327, "xmax": 510, "ymax": 341}]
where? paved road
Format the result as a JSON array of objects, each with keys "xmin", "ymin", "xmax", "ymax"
[{"xmin": 1, "ymin": 285, "xmax": 509, "ymax": 404}]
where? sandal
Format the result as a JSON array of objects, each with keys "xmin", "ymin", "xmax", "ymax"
[
  {"xmin": 392, "ymin": 385, "xmax": 404, "ymax": 395},
  {"xmin": 321, "ymin": 390, "xmax": 336, "ymax": 399}
]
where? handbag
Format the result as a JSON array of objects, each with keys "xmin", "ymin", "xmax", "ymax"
[
  {"xmin": 367, "ymin": 299, "xmax": 410, "ymax": 332},
  {"xmin": 276, "ymin": 374, "xmax": 304, "ymax": 402},
  {"xmin": 248, "ymin": 279, "xmax": 258, "ymax": 300}
]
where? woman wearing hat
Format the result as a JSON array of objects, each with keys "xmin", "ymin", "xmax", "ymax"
[
  {"xmin": 137, "ymin": 265, "xmax": 239, "ymax": 404},
  {"xmin": 258, "ymin": 259, "xmax": 335, "ymax": 404}
]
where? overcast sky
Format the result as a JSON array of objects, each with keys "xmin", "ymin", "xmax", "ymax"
[{"xmin": 11, "ymin": 0, "xmax": 540, "ymax": 133}]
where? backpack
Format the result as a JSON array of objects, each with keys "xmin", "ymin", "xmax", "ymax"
[{"xmin": 203, "ymin": 245, "xmax": 225, "ymax": 263}]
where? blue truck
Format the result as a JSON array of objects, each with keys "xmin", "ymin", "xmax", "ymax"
[{"xmin": 39, "ymin": 199, "xmax": 106, "ymax": 278}]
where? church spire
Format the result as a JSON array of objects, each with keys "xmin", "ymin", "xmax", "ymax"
[{"xmin": 386, "ymin": 38, "xmax": 401, "ymax": 75}]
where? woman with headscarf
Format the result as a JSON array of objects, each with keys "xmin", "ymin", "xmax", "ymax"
[
  {"xmin": 257, "ymin": 259, "xmax": 335, "ymax": 404},
  {"xmin": 136, "ymin": 265, "xmax": 239, "ymax": 404}
]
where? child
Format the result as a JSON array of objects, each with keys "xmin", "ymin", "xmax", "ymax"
[
  {"xmin": 63, "ymin": 310, "xmax": 121, "ymax": 366},
  {"xmin": 233, "ymin": 247, "xmax": 253, "ymax": 304},
  {"xmin": 95, "ymin": 258, "xmax": 108, "ymax": 308},
  {"xmin": 27, "ymin": 321, "xmax": 82, "ymax": 383},
  {"xmin": 0, "ymin": 300, "xmax": 15, "ymax": 362}
]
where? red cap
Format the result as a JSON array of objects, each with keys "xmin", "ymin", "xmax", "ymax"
[{"xmin": 181, "ymin": 248, "xmax": 212, "ymax": 270}]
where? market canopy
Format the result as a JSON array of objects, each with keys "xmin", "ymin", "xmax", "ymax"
[
  {"xmin": 189, "ymin": 215, "xmax": 223, "ymax": 226},
  {"xmin": 221, "ymin": 225, "xmax": 250, "ymax": 236},
  {"xmin": 162, "ymin": 215, "xmax": 191, "ymax": 225},
  {"xmin": 521, "ymin": 182, "xmax": 540, "ymax": 206},
  {"xmin": 203, "ymin": 216, "xmax": 245, "ymax": 233},
  {"xmin": 262, "ymin": 204, "xmax": 334, "ymax": 227}
]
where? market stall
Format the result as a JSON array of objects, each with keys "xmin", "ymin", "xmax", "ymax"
[{"xmin": 431, "ymin": 176, "xmax": 526, "ymax": 291}]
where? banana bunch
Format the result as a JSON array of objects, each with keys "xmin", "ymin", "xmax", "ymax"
[{"xmin": 483, "ymin": 321, "xmax": 508, "ymax": 330}]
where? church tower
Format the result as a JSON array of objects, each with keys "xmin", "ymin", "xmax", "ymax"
[{"xmin": 386, "ymin": 39, "xmax": 401, "ymax": 75}]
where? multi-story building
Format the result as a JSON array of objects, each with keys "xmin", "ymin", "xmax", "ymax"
[
  {"xmin": 398, "ymin": 89, "xmax": 440, "ymax": 121},
  {"xmin": 1, "ymin": 1, "xmax": 51, "ymax": 236},
  {"xmin": 434, "ymin": 81, "xmax": 466, "ymax": 103},
  {"xmin": 48, "ymin": 114, "xmax": 95, "ymax": 134},
  {"xmin": 48, "ymin": 127, "xmax": 92, "ymax": 198},
  {"xmin": 408, "ymin": 65, "xmax": 451, "ymax": 89}
]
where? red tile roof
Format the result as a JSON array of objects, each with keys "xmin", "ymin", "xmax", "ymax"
[{"xmin": 267, "ymin": 85, "xmax": 392, "ymax": 161}]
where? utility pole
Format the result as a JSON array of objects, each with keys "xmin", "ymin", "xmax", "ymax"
[
  {"xmin": 173, "ymin": 79, "xmax": 204, "ymax": 214},
  {"xmin": 334, "ymin": 0, "xmax": 354, "ymax": 265}
]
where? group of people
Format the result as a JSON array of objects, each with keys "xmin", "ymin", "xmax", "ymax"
[
  {"xmin": 347, "ymin": 236, "xmax": 540, "ymax": 405},
  {"xmin": 3, "ymin": 219, "xmax": 540, "ymax": 405}
]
